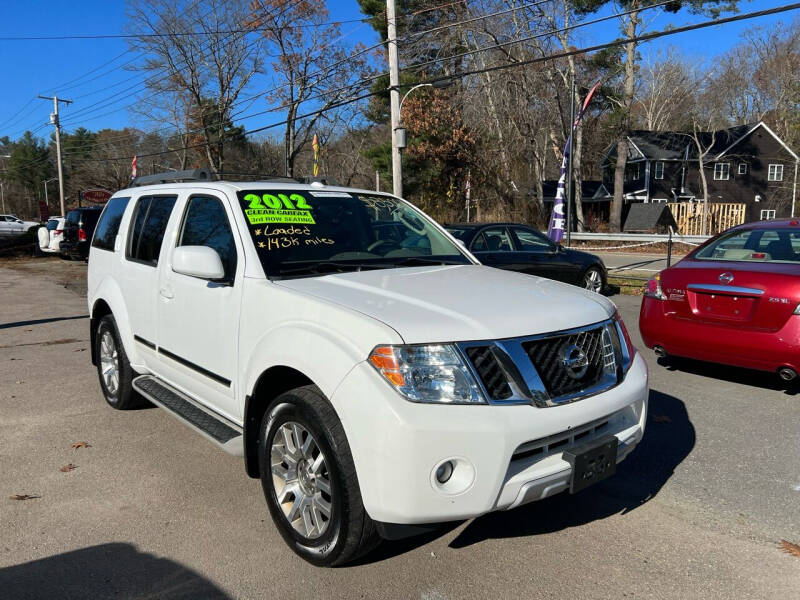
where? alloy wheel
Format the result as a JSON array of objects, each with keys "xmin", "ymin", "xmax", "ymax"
[
  {"xmin": 270, "ymin": 421, "xmax": 333, "ymax": 539},
  {"xmin": 584, "ymin": 269, "xmax": 603, "ymax": 293},
  {"xmin": 99, "ymin": 330, "xmax": 119, "ymax": 396}
]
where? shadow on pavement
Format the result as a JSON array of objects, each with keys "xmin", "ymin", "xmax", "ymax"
[
  {"xmin": 450, "ymin": 390, "xmax": 695, "ymax": 548},
  {"xmin": 448, "ymin": 389, "xmax": 694, "ymax": 548},
  {"xmin": 354, "ymin": 389, "xmax": 694, "ymax": 562},
  {"xmin": 658, "ymin": 355, "xmax": 798, "ymax": 395},
  {"xmin": 0, "ymin": 543, "xmax": 230, "ymax": 600},
  {"xmin": 0, "ymin": 314, "xmax": 89, "ymax": 330}
]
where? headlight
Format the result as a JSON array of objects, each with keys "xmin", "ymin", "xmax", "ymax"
[{"xmin": 368, "ymin": 344, "xmax": 485, "ymax": 404}]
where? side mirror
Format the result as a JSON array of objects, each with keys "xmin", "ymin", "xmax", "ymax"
[{"xmin": 172, "ymin": 246, "xmax": 225, "ymax": 280}]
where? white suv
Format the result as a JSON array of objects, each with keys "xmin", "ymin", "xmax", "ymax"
[{"xmin": 87, "ymin": 172, "xmax": 648, "ymax": 566}]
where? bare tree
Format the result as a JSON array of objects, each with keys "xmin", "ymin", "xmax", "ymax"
[
  {"xmin": 126, "ymin": 0, "xmax": 262, "ymax": 174},
  {"xmin": 635, "ymin": 49, "xmax": 696, "ymax": 131},
  {"xmin": 248, "ymin": 1, "xmax": 369, "ymax": 177}
]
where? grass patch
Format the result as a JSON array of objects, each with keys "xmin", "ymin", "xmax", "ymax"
[{"xmin": 608, "ymin": 275, "xmax": 646, "ymax": 296}]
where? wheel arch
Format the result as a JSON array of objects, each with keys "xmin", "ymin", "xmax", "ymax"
[
  {"xmin": 243, "ymin": 365, "xmax": 318, "ymax": 478},
  {"xmin": 89, "ymin": 278, "xmax": 136, "ymax": 367},
  {"xmin": 89, "ymin": 298, "xmax": 113, "ymax": 366}
]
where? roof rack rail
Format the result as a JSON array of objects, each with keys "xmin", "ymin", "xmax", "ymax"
[
  {"xmin": 130, "ymin": 169, "xmax": 340, "ymax": 187},
  {"xmin": 130, "ymin": 168, "xmax": 212, "ymax": 187},
  {"xmin": 215, "ymin": 171, "xmax": 299, "ymax": 183}
]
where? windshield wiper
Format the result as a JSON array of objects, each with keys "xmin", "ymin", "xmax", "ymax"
[
  {"xmin": 273, "ymin": 261, "xmax": 387, "ymax": 278},
  {"xmin": 388, "ymin": 256, "xmax": 469, "ymax": 267}
]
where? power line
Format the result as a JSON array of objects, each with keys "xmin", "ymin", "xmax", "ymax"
[
  {"xmin": 0, "ymin": 17, "xmax": 370, "ymax": 41},
  {"xmin": 401, "ymin": 0, "xmax": 677, "ymax": 74},
  {"xmin": 11, "ymin": 1, "xmax": 800, "ymax": 172},
  {"xmin": 61, "ymin": 2, "xmax": 800, "ymax": 166},
  {"xmin": 401, "ymin": 0, "xmax": 550, "ymax": 41},
  {"xmin": 57, "ymin": 0, "xmax": 315, "ymax": 126}
]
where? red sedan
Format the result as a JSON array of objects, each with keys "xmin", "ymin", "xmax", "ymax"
[{"xmin": 639, "ymin": 219, "xmax": 800, "ymax": 382}]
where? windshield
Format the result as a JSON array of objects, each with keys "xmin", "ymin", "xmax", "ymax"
[
  {"xmin": 236, "ymin": 189, "xmax": 470, "ymax": 278},
  {"xmin": 694, "ymin": 227, "xmax": 800, "ymax": 264}
]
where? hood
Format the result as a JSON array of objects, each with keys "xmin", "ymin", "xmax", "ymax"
[{"xmin": 276, "ymin": 265, "xmax": 614, "ymax": 344}]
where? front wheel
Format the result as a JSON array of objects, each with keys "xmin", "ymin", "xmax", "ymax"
[
  {"xmin": 582, "ymin": 266, "xmax": 605, "ymax": 294},
  {"xmin": 258, "ymin": 386, "xmax": 379, "ymax": 566}
]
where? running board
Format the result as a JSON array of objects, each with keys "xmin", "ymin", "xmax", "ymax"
[{"xmin": 132, "ymin": 375, "xmax": 243, "ymax": 455}]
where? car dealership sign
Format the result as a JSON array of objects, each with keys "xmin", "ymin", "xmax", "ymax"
[{"xmin": 82, "ymin": 189, "xmax": 112, "ymax": 203}]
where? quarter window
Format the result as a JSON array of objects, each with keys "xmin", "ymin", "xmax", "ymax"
[
  {"xmin": 178, "ymin": 196, "xmax": 238, "ymax": 281},
  {"xmin": 127, "ymin": 195, "xmax": 177, "ymax": 265},
  {"xmin": 513, "ymin": 227, "xmax": 553, "ymax": 251},
  {"xmin": 654, "ymin": 161, "xmax": 664, "ymax": 180},
  {"xmin": 92, "ymin": 197, "xmax": 130, "ymax": 251},
  {"xmin": 768, "ymin": 164, "xmax": 784, "ymax": 182},
  {"xmin": 713, "ymin": 163, "xmax": 730, "ymax": 180}
]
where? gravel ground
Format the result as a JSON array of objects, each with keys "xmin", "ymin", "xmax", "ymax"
[{"xmin": 1, "ymin": 257, "xmax": 798, "ymax": 599}]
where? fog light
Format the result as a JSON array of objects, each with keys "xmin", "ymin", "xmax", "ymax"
[{"xmin": 435, "ymin": 461, "xmax": 454, "ymax": 483}]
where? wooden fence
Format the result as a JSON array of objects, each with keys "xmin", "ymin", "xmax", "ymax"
[{"xmin": 666, "ymin": 202, "xmax": 746, "ymax": 235}]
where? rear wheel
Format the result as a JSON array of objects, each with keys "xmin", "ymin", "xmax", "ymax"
[
  {"xmin": 258, "ymin": 385, "xmax": 379, "ymax": 566},
  {"xmin": 95, "ymin": 315, "xmax": 142, "ymax": 409},
  {"xmin": 582, "ymin": 266, "xmax": 605, "ymax": 294}
]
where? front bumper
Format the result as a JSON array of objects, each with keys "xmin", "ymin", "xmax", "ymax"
[{"xmin": 331, "ymin": 352, "xmax": 648, "ymax": 524}]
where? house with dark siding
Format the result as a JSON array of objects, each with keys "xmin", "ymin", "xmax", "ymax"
[{"xmin": 601, "ymin": 122, "xmax": 799, "ymax": 222}]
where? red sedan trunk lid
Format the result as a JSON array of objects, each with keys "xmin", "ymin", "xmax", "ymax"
[{"xmin": 660, "ymin": 259, "xmax": 800, "ymax": 332}]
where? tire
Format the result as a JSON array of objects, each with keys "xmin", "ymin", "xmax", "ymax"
[
  {"xmin": 95, "ymin": 315, "xmax": 142, "ymax": 410},
  {"xmin": 258, "ymin": 385, "xmax": 379, "ymax": 566},
  {"xmin": 581, "ymin": 266, "xmax": 605, "ymax": 294}
]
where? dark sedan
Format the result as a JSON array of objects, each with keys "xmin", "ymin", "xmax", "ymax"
[{"xmin": 445, "ymin": 222, "xmax": 607, "ymax": 292}]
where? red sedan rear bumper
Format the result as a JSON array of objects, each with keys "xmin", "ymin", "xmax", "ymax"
[{"xmin": 639, "ymin": 297, "xmax": 800, "ymax": 374}]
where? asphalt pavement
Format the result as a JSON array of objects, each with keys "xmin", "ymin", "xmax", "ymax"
[
  {"xmin": 1, "ymin": 257, "xmax": 799, "ymax": 599},
  {"xmin": 594, "ymin": 251, "xmax": 684, "ymax": 275}
]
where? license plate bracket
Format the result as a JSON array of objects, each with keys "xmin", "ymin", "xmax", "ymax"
[{"xmin": 563, "ymin": 435, "xmax": 618, "ymax": 493}]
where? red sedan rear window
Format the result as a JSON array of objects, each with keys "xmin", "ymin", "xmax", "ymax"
[{"xmin": 695, "ymin": 228, "xmax": 800, "ymax": 264}]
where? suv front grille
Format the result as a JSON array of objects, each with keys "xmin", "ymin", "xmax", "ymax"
[
  {"xmin": 464, "ymin": 346, "xmax": 512, "ymax": 400},
  {"xmin": 458, "ymin": 320, "xmax": 620, "ymax": 406},
  {"xmin": 522, "ymin": 327, "xmax": 613, "ymax": 398}
]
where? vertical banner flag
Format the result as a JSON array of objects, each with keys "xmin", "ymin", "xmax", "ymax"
[
  {"xmin": 465, "ymin": 169, "xmax": 472, "ymax": 220},
  {"xmin": 547, "ymin": 82, "xmax": 601, "ymax": 243},
  {"xmin": 131, "ymin": 155, "xmax": 138, "ymax": 180},
  {"xmin": 312, "ymin": 134, "xmax": 319, "ymax": 177}
]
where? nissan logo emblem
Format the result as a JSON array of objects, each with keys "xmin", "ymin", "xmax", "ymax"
[
  {"xmin": 719, "ymin": 272, "xmax": 734, "ymax": 284},
  {"xmin": 561, "ymin": 344, "xmax": 589, "ymax": 380}
]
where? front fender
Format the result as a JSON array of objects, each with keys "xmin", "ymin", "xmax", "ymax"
[{"xmin": 242, "ymin": 320, "xmax": 393, "ymax": 406}]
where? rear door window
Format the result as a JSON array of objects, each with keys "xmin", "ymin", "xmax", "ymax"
[
  {"xmin": 127, "ymin": 196, "xmax": 177, "ymax": 265},
  {"xmin": 472, "ymin": 227, "xmax": 513, "ymax": 252},
  {"xmin": 92, "ymin": 197, "xmax": 130, "ymax": 251}
]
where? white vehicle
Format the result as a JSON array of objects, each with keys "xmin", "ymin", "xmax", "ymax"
[
  {"xmin": 0, "ymin": 214, "xmax": 39, "ymax": 236},
  {"xmin": 87, "ymin": 171, "xmax": 648, "ymax": 566},
  {"xmin": 37, "ymin": 217, "xmax": 66, "ymax": 253}
]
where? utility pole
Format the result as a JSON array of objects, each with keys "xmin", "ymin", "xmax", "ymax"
[
  {"xmin": 565, "ymin": 77, "xmax": 576, "ymax": 247},
  {"xmin": 38, "ymin": 95, "xmax": 72, "ymax": 217},
  {"xmin": 386, "ymin": 0, "xmax": 403, "ymax": 198}
]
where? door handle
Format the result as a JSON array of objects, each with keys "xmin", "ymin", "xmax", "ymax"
[{"xmin": 159, "ymin": 287, "xmax": 174, "ymax": 299}]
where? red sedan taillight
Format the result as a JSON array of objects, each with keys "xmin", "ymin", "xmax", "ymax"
[
  {"xmin": 78, "ymin": 228, "xmax": 87, "ymax": 242},
  {"xmin": 54, "ymin": 229, "xmax": 62, "ymax": 236},
  {"xmin": 644, "ymin": 272, "xmax": 666, "ymax": 300}
]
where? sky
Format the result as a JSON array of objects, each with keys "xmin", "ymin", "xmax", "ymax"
[{"xmin": 0, "ymin": 0, "xmax": 795, "ymax": 142}]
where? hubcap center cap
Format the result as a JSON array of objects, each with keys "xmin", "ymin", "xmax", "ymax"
[{"xmin": 297, "ymin": 459, "xmax": 316, "ymax": 494}]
